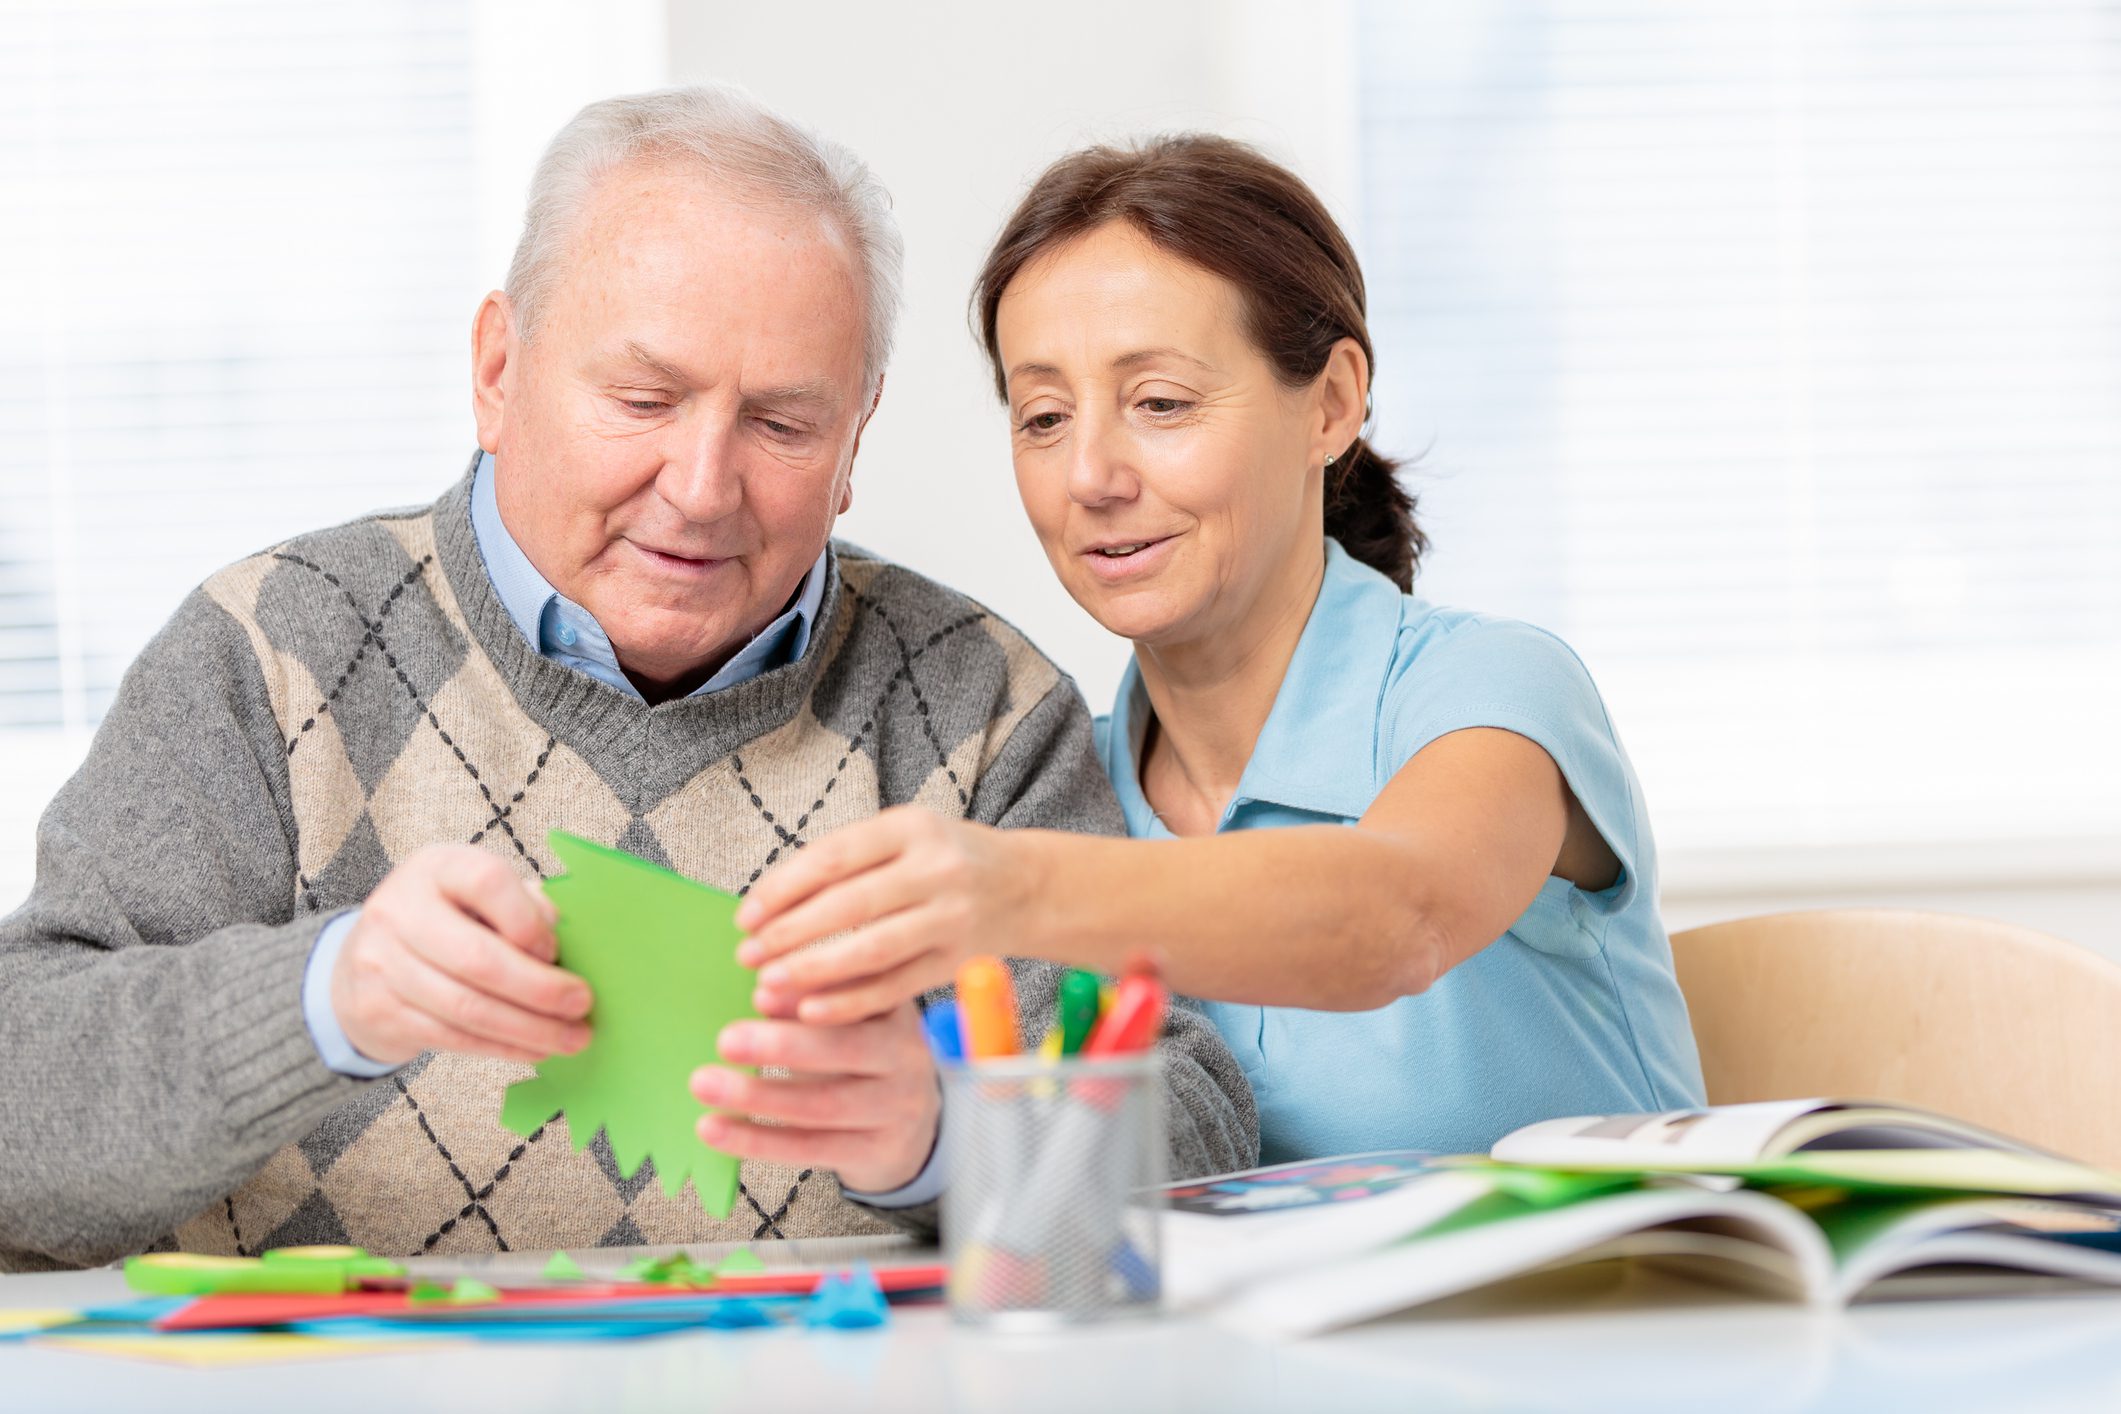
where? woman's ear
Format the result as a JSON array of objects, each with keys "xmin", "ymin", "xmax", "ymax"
[
  {"xmin": 471, "ymin": 291, "xmax": 517, "ymax": 454},
  {"xmin": 1315, "ymin": 337, "xmax": 1370, "ymax": 466}
]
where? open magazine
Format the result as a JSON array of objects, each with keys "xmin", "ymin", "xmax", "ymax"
[{"xmin": 1157, "ymin": 1100, "xmax": 2121, "ymax": 1339}]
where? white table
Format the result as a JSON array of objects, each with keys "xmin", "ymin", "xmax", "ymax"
[{"xmin": 5, "ymin": 1240, "xmax": 2121, "ymax": 1413}]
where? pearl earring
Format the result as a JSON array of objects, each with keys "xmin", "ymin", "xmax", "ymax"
[{"xmin": 1324, "ymin": 453, "xmax": 1337, "ymax": 468}]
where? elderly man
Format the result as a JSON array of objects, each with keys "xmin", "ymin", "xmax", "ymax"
[{"xmin": 0, "ymin": 85, "xmax": 1254, "ymax": 1271}]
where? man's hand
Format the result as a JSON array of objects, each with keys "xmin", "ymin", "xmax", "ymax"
[
  {"xmin": 330, "ymin": 844, "xmax": 592, "ymax": 1067},
  {"xmin": 689, "ymin": 999, "xmax": 939, "ymax": 1195}
]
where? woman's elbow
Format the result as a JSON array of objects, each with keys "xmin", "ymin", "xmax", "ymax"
[{"xmin": 1327, "ymin": 910, "xmax": 1450, "ymax": 1011}]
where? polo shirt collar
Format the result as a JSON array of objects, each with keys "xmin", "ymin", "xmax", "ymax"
[{"xmin": 1111, "ymin": 538, "xmax": 1406, "ymax": 827}]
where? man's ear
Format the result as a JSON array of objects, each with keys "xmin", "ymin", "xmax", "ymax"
[
  {"xmin": 839, "ymin": 374, "xmax": 886, "ymax": 515},
  {"xmin": 471, "ymin": 291, "xmax": 517, "ymax": 453}
]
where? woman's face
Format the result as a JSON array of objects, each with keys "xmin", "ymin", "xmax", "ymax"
[{"xmin": 994, "ymin": 222, "xmax": 1328, "ymax": 651}]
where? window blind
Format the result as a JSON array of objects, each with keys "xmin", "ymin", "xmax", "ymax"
[
  {"xmin": 0, "ymin": 0, "xmax": 502, "ymax": 909},
  {"xmin": 0, "ymin": 0, "xmax": 483, "ymax": 734},
  {"xmin": 1354, "ymin": 1, "xmax": 2121, "ymax": 867}
]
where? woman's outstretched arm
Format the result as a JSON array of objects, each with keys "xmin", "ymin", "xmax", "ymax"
[{"xmin": 740, "ymin": 725, "xmax": 1615, "ymax": 1024}]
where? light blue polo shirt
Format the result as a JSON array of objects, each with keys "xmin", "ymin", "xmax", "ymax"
[{"xmin": 1096, "ymin": 539, "xmax": 1705, "ymax": 1163}]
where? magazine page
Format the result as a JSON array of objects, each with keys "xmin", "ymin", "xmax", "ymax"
[
  {"xmin": 1815, "ymin": 1197, "xmax": 2121, "ymax": 1301},
  {"xmin": 1157, "ymin": 1153, "xmax": 1499, "ymax": 1308},
  {"xmin": 1491, "ymin": 1100, "xmax": 1842, "ymax": 1168},
  {"xmin": 1215, "ymin": 1186, "xmax": 1830, "ymax": 1340}
]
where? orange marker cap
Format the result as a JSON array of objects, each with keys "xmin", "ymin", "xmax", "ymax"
[{"xmin": 955, "ymin": 956, "xmax": 1020, "ymax": 1060}]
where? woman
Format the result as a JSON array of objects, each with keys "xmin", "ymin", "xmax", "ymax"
[{"xmin": 733, "ymin": 136, "xmax": 1704, "ymax": 1162}]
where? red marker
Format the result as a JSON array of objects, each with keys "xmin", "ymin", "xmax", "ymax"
[{"xmin": 1082, "ymin": 971, "xmax": 1167, "ymax": 1056}]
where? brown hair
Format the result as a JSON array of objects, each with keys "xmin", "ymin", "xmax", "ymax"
[{"xmin": 972, "ymin": 134, "xmax": 1425, "ymax": 591}]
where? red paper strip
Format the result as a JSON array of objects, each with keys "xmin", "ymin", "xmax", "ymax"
[{"xmin": 155, "ymin": 1265, "xmax": 947, "ymax": 1332}]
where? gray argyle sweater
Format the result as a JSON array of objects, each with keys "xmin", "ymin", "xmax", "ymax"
[{"xmin": 0, "ymin": 471, "xmax": 1257, "ymax": 1271}]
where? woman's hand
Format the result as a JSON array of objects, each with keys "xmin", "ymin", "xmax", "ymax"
[{"xmin": 734, "ymin": 805, "xmax": 1038, "ymax": 1024}]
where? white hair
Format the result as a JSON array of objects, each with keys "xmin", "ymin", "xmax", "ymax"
[{"xmin": 503, "ymin": 83, "xmax": 904, "ymax": 392}]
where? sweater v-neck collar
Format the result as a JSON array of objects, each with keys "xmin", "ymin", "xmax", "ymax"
[{"xmin": 428, "ymin": 460, "xmax": 845, "ymax": 807}]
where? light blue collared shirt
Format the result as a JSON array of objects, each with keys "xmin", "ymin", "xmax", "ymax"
[
  {"xmin": 301, "ymin": 455, "xmax": 940, "ymax": 1206},
  {"xmin": 467, "ymin": 450, "xmax": 829, "ymax": 698},
  {"xmin": 1096, "ymin": 539, "xmax": 1706, "ymax": 1165}
]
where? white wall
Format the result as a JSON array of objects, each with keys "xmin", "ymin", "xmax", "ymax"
[
  {"xmin": 666, "ymin": 0, "xmax": 1358, "ymax": 717},
  {"xmin": 664, "ymin": 1, "xmax": 2121, "ymax": 972}
]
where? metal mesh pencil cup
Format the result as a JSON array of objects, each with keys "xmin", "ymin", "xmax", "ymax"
[{"xmin": 942, "ymin": 1052, "xmax": 1165, "ymax": 1328}]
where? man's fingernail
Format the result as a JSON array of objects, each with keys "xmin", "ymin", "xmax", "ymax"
[
  {"xmin": 735, "ymin": 941, "xmax": 761, "ymax": 967},
  {"xmin": 758, "ymin": 963, "xmax": 789, "ymax": 989},
  {"xmin": 718, "ymin": 1024, "xmax": 753, "ymax": 1059}
]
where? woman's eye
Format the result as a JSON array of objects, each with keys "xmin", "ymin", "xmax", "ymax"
[
  {"xmin": 1140, "ymin": 397, "xmax": 1188, "ymax": 415},
  {"xmin": 1022, "ymin": 411, "xmax": 1067, "ymax": 433}
]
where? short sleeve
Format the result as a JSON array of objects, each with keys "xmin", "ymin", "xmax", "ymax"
[{"xmin": 1378, "ymin": 615, "xmax": 1648, "ymax": 913}]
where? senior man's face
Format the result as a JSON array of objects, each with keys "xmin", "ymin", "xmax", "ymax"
[{"xmin": 472, "ymin": 159, "xmax": 874, "ymax": 697}]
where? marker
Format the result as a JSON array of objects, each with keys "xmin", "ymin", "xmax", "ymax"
[
  {"xmin": 955, "ymin": 956, "xmax": 1020, "ymax": 1059},
  {"xmin": 921, "ymin": 999, "xmax": 964, "ymax": 1065},
  {"xmin": 1056, "ymin": 969, "xmax": 1102, "ymax": 1055},
  {"xmin": 1083, "ymin": 972, "xmax": 1167, "ymax": 1056}
]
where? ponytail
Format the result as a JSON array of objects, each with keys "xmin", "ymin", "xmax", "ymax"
[{"xmin": 1325, "ymin": 438, "xmax": 1424, "ymax": 593}]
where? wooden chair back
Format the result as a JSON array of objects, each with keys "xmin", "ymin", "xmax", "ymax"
[{"xmin": 1669, "ymin": 908, "xmax": 2121, "ymax": 1170}]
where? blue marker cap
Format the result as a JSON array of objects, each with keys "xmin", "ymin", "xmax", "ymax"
[{"xmin": 921, "ymin": 999, "xmax": 964, "ymax": 1065}]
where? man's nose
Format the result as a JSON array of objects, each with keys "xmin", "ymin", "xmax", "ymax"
[
  {"xmin": 657, "ymin": 414, "xmax": 745, "ymax": 523},
  {"xmin": 1064, "ymin": 413, "xmax": 1139, "ymax": 508}
]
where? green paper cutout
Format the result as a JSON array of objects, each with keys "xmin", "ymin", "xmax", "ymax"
[
  {"xmin": 541, "ymin": 1251, "xmax": 584, "ymax": 1282},
  {"xmin": 406, "ymin": 1279, "xmax": 453, "ymax": 1305},
  {"xmin": 501, "ymin": 832, "xmax": 760, "ymax": 1219},
  {"xmin": 619, "ymin": 1249, "xmax": 726, "ymax": 1288},
  {"xmin": 715, "ymin": 1248, "xmax": 766, "ymax": 1276},
  {"xmin": 449, "ymin": 1278, "xmax": 500, "ymax": 1305}
]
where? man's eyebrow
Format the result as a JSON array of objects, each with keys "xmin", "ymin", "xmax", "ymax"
[
  {"xmin": 744, "ymin": 381, "xmax": 841, "ymax": 414},
  {"xmin": 619, "ymin": 341, "xmax": 692, "ymax": 386}
]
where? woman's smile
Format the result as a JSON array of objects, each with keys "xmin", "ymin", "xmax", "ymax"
[{"xmin": 1079, "ymin": 532, "xmax": 1180, "ymax": 582}]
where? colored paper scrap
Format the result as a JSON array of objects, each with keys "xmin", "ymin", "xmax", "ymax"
[
  {"xmin": 621, "ymin": 1249, "xmax": 720, "ymax": 1288},
  {"xmin": 449, "ymin": 1279, "xmax": 500, "ymax": 1305},
  {"xmin": 715, "ymin": 1248, "xmax": 766, "ymax": 1276},
  {"xmin": 805, "ymin": 1265, "xmax": 888, "ymax": 1329},
  {"xmin": 406, "ymin": 1280, "xmax": 455, "ymax": 1306},
  {"xmin": 500, "ymin": 831, "xmax": 760, "ymax": 1219},
  {"xmin": 542, "ymin": 1251, "xmax": 585, "ymax": 1281},
  {"xmin": 36, "ymin": 1331, "xmax": 435, "ymax": 1368},
  {"xmin": 0, "ymin": 1309, "xmax": 77, "ymax": 1337}
]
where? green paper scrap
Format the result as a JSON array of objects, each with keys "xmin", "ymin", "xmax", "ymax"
[
  {"xmin": 541, "ymin": 1251, "xmax": 585, "ymax": 1282},
  {"xmin": 406, "ymin": 1280, "xmax": 453, "ymax": 1306},
  {"xmin": 715, "ymin": 1248, "xmax": 766, "ymax": 1276},
  {"xmin": 448, "ymin": 1279, "xmax": 500, "ymax": 1306},
  {"xmin": 500, "ymin": 831, "xmax": 760, "ymax": 1220},
  {"xmin": 620, "ymin": 1250, "xmax": 726, "ymax": 1288}
]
